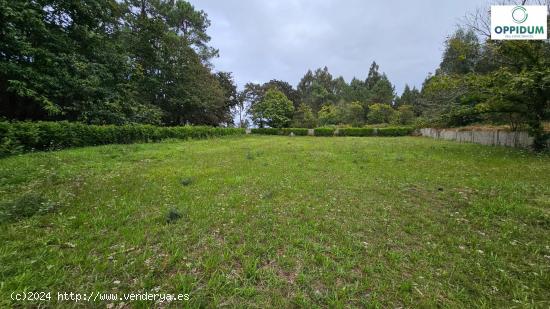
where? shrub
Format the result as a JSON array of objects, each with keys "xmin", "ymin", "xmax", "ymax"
[
  {"xmin": 367, "ymin": 103, "xmax": 395, "ymax": 124},
  {"xmin": 166, "ymin": 209, "xmax": 183, "ymax": 224},
  {"xmin": 280, "ymin": 128, "xmax": 308, "ymax": 136},
  {"xmin": 0, "ymin": 121, "xmax": 245, "ymax": 157},
  {"xmin": 377, "ymin": 127, "xmax": 414, "ymax": 136},
  {"xmin": 250, "ymin": 128, "xmax": 280, "ymax": 135},
  {"xmin": 392, "ymin": 105, "xmax": 416, "ymax": 125},
  {"xmin": 314, "ymin": 127, "xmax": 335, "ymax": 136},
  {"xmin": 250, "ymin": 128, "xmax": 309, "ymax": 136},
  {"xmin": 339, "ymin": 128, "xmax": 376, "ymax": 136}
]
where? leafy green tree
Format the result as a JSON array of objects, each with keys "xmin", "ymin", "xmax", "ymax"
[
  {"xmin": 367, "ymin": 103, "xmax": 395, "ymax": 124},
  {"xmin": 214, "ymin": 72, "xmax": 239, "ymax": 125},
  {"xmin": 395, "ymin": 85, "xmax": 423, "ymax": 115},
  {"xmin": 296, "ymin": 63, "xmax": 396, "ymax": 114},
  {"xmin": 392, "ymin": 105, "xmax": 416, "ymax": 125},
  {"xmin": 365, "ymin": 61, "xmax": 382, "ymax": 90},
  {"xmin": 243, "ymin": 80, "xmax": 299, "ymax": 111},
  {"xmin": 0, "ymin": 0, "xmax": 232, "ymax": 126},
  {"xmin": 367, "ymin": 75, "xmax": 395, "ymax": 105},
  {"xmin": 332, "ymin": 76, "xmax": 350, "ymax": 100},
  {"xmin": 346, "ymin": 78, "xmax": 369, "ymax": 103},
  {"xmin": 292, "ymin": 103, "xmax": 317, "ymax": 128},
  {"xmin": 263, "ymin": 80, "xmax": 301, "ymax": 109},
  {"xmin": 297, "ymin": 67, "xmax": 335, "ymax": 112},
  {"xmin": 250, "ymin": 89, "xmax": 294, "ymax": 128},
  {"xmin": 439, "ymin": 28, "xmax": 480, "ymax": 75},
  {"xmin": 0, "ymin": 0, "xmax": 146, "ymax": 123},
  {"xmin": 318, "ymin": 104, "xmax": 341, "ymax": 126},
  {"xmin": 363, "ymin": 62, "xmax": 395, "ymax": 105},
  {"xmin": 123, "ymin": 0, "xmax": 227, "ymax": 125},
  {"xmin": 340, "ymin": 102, "xmax": 365, "ymax": 127},
  {"xmin": 422, "ymin": 8, "xmax": 550, "ymax": 150}
]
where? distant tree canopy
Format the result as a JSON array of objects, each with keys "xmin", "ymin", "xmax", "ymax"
[
  {"xmin": 238, "ymin": 62, "xmax": 412, "ymax": 128},
  {"xmin": 0, "ymin": 0, "xmax": 236, "ymax": 126},
  {"xmin": 283, "ymin": 62, "xmax": 399, "ymax": 127},
  {"xmin": 296, "ymin": 62, "xmax": 395, "ymax": 113}
]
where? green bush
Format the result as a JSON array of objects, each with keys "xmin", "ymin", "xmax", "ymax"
[
  {"xmin": 0, "ymin": 121, "xmax": 245, "ymax": 157},
  {"xmin": 314, "ymin": 127, "xmax": 335, "ymax": 136},
  {"xmin": 377, "ymin": 127, "xmax": 414, "ymax": 136},
  {"xmin": 250, "ymin": 128, "xmax": 309, "ymax": 136},
  {"xmin": 250, "ymin": 128, "xmax": 280, "ymax": 135},
  {"xmin": 339, "ymin": 128, "xmax": 376, "ymax": 136},
  {"xmin": 280, "ymin": 128, "xmax": 309, "ymax": 136}
]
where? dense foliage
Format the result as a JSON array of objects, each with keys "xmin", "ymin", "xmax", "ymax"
[
  {"xmin": 313, "ymin": 127, "xmax": 335, "ymax": 136},
  {"xmin": 0, "ymin": 0, "xmax": 237, "ymax": 126},
  {"xmin": 420, "ymin": 1, "xmax": 550, "ymax": 150},
  {"xmin": 241, "ymin": 62, "xmax": 416, "ymax": 129},
  {"xmin": 250, "ymin": 128, "xmax": 309, "ymax": 136},
  {"xmin": 249, "ymin": 126, "xmax": 414, "ymax": 137},
  {"xmin": 0, "ymin": 121, "xmax": 244, "ymax": 156},
  {"xmin": 249, "ymin": 89, "xmax": 294, "ymax": 128}
]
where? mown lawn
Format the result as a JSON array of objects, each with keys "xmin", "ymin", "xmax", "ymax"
[{"xmin": 0, "ymin": 136, "xmax": 549, "ymax": 308}]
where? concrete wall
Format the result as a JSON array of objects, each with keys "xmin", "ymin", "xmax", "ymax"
[{"xmin": 419, "ymin": 128, "xmax": 536, "ymax": 148}]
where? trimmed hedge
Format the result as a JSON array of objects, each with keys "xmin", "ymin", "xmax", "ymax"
[
  {"xmin": 314, "ymin": 128, "xmax": 335, "ymax": 136},
  {"xmin": 377, "ymin": 127, "xmax": 414, "ymax": 136},
  {"xmin": 250, "ymin": 128, "xmax": 309, "ymax": 136},
  {"xmin": 0, "ymin": 121, "xmax": 245, "ymax": 157},
  {"xmin": 0, "ymin": 122, "xmax": 415, "ymax": 157},
  {"xmin": 338, "ymin": 128, "xmax": 376, "ymax": 136},
  {"xmin": 280, "ymin": 128, "xmax": 309, "ymax": 136},
  {"xmin": 250, "ymin": 126, "xmax": 414, "ymax": 137},
  {"xmin": 250, "ymin": 128, "xmax": 280, "ymax": 135}
]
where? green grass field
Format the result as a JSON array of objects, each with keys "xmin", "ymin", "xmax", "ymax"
[{"xmin": 1, "ymin": 136, "xmax": 549, "ymax": 308}]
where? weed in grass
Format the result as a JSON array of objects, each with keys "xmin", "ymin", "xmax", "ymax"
[
  {"xmin": 262, "ymin": 191, "xmax": 275, "ymax": 200},
  {"xmin": 0, "ymin": 193, "xmax": 56, "ymax": 223},
  {"xmin": 166, "ymin": 209, "xmax": 183, "ymax": 223},
  {"xmin": 181, "ymin": 177, "xmax": 193, "ymax": 186}
]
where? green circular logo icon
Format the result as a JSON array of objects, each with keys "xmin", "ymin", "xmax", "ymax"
[{"xmin": 512, "ymin": 6, "xmax": 528, "ymax": 24}]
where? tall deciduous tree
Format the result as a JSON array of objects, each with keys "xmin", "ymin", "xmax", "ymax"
[
  {"xmin": 0, "ymin": 0, "xmax": 231, "ymax": 126},
  {"xmin": 367, "ymin": 103, "xmax": 394, "ymax": 124},
  {"xmin": 250, "ymin": 89, "xmax": 294, "ymax": 128},
  {"xmin": 292, "ymin": 103, "xmax": 317, "ymax": 128}
]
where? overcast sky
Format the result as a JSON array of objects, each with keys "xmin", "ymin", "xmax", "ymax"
[{"xmin": 188, "ymin": 0, "xmax": 487, "ymax": 94}]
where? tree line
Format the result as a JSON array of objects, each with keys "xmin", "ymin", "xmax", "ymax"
[
  {"xmin": 241, "ymin": 62, "xmax": 421, "ymax": 129},
  {"xmin": 0, "ymin": 0, "xmax": 238, "ymax": 126}
]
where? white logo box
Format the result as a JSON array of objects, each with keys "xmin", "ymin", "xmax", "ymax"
[{"xmin": 491, "ymin": 5, "xmax": 547, "ymax": 40}]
